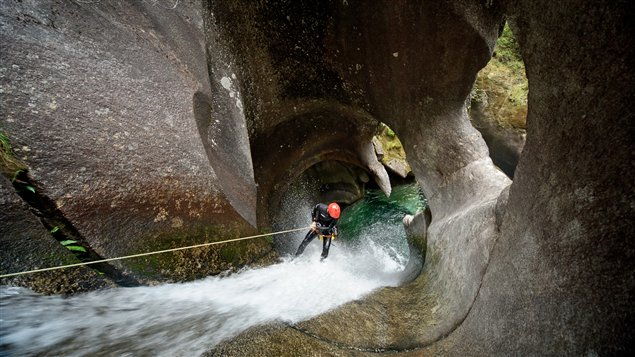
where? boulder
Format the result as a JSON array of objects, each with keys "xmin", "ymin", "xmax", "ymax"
[
  {"xmin": 0, "ymin": 0, "xmax": 264, "ymax": 283},
  {"xmin": 371, "ymin": 136, "xmax": 385, "ymax": 160}
]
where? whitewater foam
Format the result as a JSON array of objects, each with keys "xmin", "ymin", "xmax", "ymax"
[{"xmin": 1, "ymin": 237, "xmax": 406, "ymax": 356}]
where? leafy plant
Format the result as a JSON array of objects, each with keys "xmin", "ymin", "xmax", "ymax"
[
  {"xmin": 60, "ymin": 239, "xmax": 88, "ymax": 253},
  {"xmin": 384, "ymin": 126, "xmax": 396, "ymax": 138},
  {"xmin": 65, "ymin": 245, "xmax": 88, "ymax": 253}
]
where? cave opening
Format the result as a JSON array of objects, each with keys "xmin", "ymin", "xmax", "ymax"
[{"xmin": 468, "ymin": 22, "xmax": 528, "ymax": 178}]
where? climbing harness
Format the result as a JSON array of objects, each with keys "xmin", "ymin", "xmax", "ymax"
[
  {"xmin": 0, "ymin": 226, "xmax": 309, "ymax": 279},
  {"xmin": 318, "ymin": 233, "xmax": 337, "ymax": 241}
]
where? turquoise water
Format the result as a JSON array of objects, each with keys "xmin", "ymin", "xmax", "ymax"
[
  {"xmin": 339, "ymin": 183, "xmax": 427, "ymax": 238},
  {"xmin": 337, "ymin": 183, "xmax": 427, "ymax": 261}
]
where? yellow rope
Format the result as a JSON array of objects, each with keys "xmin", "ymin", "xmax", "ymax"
[{"xmin": 0, "ymin": 226, "xmax": 310, "ymax": 279}]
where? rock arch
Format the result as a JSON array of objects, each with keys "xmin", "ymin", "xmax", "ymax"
[
  {"xmin": 0, "ymin": 0, "xmax": 631, "ymax": 354},
  {"xmin": 208, "ymin": 0, "xmax": 634, "ymax": 355}
]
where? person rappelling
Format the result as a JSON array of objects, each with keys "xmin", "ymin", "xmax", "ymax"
[{"xmin": 295, "ymin": 202, "xmax": 341, "ymax": 261}]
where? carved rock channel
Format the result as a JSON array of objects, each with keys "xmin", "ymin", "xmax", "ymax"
[{"xmin": 0, "ymin": 0, "xmax": 632, "ymax": 355}]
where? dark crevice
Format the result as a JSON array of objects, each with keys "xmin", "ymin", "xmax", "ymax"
[{"xmin": 11, "ymin": 170, "xmax": 139, "ymax": 287}]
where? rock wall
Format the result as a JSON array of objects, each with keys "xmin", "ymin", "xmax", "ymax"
[
  {"xmin": 206, "ymin": 0, "xmax": 393, "ymax": 226},
  {"xmin": 420, "ymin": 0, "xmax": 635, "ymax": 354},
  {"xmin": 0, "ymin": 0, "xmax": 266, "ymax": 284},
  {"xmin": 2, "ymin": 0, "xmax": 632, "ymax": 354},
  {"xmin": 208, "ymin": 0, "xmax": 633, "ymax": 355},
  {"xmin": 209, "ymin": 0, "xmax": 512, "ymax": 353}
]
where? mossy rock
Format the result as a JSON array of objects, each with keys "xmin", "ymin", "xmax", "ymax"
[
  {"xmin": 0, "ymin": 130, "xmax": 27, "ymax": 179},
  {"xmin": 470, "ymin": 23, "xmax": 528, "ymax": 131},
  {"xmin": 374, "ymin": 124, "xmax": 412, "ymax": 178},
  {"xmin": 122, "ymin": 223, "xmax": 278, "ymax": 283}
]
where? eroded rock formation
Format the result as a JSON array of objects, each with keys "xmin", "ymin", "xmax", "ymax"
[
  {"xmin": 207, "ymin": 0, "xmax": 634, "ymax": 355},
  {"xmin": 1, "ymin": 0, "xmax": 632, "ymax": 354},
  {"xmin": 0, "ymin": 0, "xmax": 268, "ymax": 286}
]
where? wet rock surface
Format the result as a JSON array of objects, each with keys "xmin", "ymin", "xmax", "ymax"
[
  {"xmin": 1, "ymin": 0, "xmax": 632, "ymax": 355},
  {"xmin": 208, "ymin": 0, "xmax": 511, "ymax": 353},
  {"xmin": 0, "ymin": 178, "xmax": 116, "ymax": 294},
  {"xmin": 419, "ymin": 1, "xmax": 635, "ymax": 355},
  {"xmin": 0, "ymin": 0, "xmax": 264, "ymax": 283},
  {"xmin": 208, "ymin": 0, "xmax": 633, "ymax": 355}
]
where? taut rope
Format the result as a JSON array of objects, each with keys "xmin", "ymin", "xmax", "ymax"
[{"xmin": 0, "ymin": 226, "xmax": 309, "ymax": 278}]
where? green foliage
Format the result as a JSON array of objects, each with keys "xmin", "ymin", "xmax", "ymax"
[
  {"xmin": 59, "ymin": 236, "xmax": 88, "ymax": 255},
  {"xmin": 65, "ymin": 245, "xmax": 87, "ymax": 253},
  {"xmin": 259, "ymin": 228, "xmax": 274, "ymax": 244},
  {"xmin": 0, "ymin": 130, "xmax": 27, "ymax": 178},
  {"xmin": 374, "ymin": 122, "xmax": 410, "ymax": 172},
  {"xmin": 494, "ymin": 23, "xmax": 525, "ymax": 74},
  {"xmin": 376, "ymin": 123, "xmax": 395, "ymax": 138},
  {"xmin": 0, "ymin": 130, "xmax": 10, "ymax": 152},
  {"xmin": 495, "ymin": 23, "xmax": 523, "ymax": 65},
  {"xmin": 470, "ymin": 21, "xmax": 528, "ymax": 129},
  {"xmin": 384, "ymin": 126, "xmax": 396, "ymax": 138},
  {"xmin": 50, "ymin": 226, "xmax": 60, "ymax": 234},
  {"xmin": 220, "ymin": 246, "xmax": 237, "ymax": 262}
]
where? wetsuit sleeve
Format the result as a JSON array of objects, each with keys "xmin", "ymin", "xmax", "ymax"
[
  {"xmin": 311, "ymin": 204, "xmax": 319, "ymax": 221},
  {"xmin": 327, "ymin": 219, "xmax": 337, "ymax": 230}
]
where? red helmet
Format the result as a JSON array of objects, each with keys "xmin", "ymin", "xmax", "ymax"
[{"xmin": 327, "ymin": 202, "xmax": 341, "ymax": 219}]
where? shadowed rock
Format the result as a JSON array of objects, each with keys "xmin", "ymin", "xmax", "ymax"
[
  {"xmin": 0, "ymin": 0, "xmax": 264, "ymax": 283},
  {"xmin": 208, "ymin": 0, "xmax": 633, "ymax": 355},
  {"xmin": 1, "ymin": 0, "xmax": 632, "ymax": 355}
]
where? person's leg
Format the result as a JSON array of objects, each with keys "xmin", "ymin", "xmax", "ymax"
[
  {"xmin": 321, "ymin": 237, "xmax": 332, "ymax": 260},
  {"xmin": 295, "ymin": 231, "xmax": 317, "ymax": 256}
]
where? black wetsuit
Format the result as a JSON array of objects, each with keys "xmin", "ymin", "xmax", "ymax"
[{"xmin": 295, "ymin": 203, "xmax": 339, "ymax": 260}]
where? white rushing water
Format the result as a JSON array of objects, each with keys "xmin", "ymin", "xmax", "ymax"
[{"xmin": 0, "ymin": 233, "xmax": 408, "ymax": 356}]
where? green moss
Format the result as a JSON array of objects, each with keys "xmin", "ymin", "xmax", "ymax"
[
  {"xmin": 123, "ymin": 223, "xmax": 273, "ymax": 282},
  {"xmin": 384, "ymin": 126, "xmax": 396, "ymax": 138},
  {"xmin": 494, "ymin": 23, "xmax": 523, "ymax": 65},
  {"xmin": 0, "ymin": 130, "xmax": 27, "ymax": 178},
  {"xmin": 375, "ymin": 123, "xmax": 411, "ymax": 172},
  {"xmin": 260, "ymin": 228, "xmax": 274, "ymax": 244},
  {"xmin": 220, "ymin": 246, "xmax": 237, "ymax": 263},
  {"xmin": 470, "ymin": 22, "xmax": 528, "ymax": 130}
]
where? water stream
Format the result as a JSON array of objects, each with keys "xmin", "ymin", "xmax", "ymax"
[{"xmin": 0, "ymin": 183, "xmax": 425, "ymax": 356}]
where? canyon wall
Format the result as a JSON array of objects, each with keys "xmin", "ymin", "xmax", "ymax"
[{"xmin": 1, "ymin": 0, "xmax": 632, "ymax": 354}]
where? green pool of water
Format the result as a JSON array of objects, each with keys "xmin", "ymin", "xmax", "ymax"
[{"xmin": 337, "ymin": 183, "xmax": 427, "ymax": 259}]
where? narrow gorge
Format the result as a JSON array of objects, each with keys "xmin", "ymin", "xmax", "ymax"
[{"xmin": 1, "ymin": 0, "xmax": 632, "ymax": 355}]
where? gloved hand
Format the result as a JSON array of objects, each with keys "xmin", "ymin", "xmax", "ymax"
[
  {"xmin": 332, "ymin": 226, "xmax": 338, "ymax": 237},
  {"xmin": 310, "ymin": 221, "xmax": 318, "ymax": 233}
]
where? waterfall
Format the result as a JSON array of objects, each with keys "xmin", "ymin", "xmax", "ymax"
[{"xmin": 0, "ymin": 184, "xmax": 425, "ymax": 356}]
